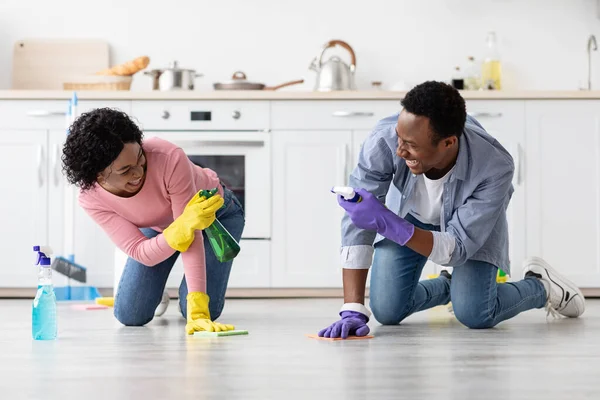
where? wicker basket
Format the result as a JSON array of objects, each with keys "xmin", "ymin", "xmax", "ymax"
[{"xmin": 63, "ymin": 75, "xmax": 133, "ymax": 91}]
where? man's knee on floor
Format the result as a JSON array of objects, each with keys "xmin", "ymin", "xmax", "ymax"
[
  {"xmin": 371, "ymin": 301, "xmax": 410, "ymax": 325},
  {"xmin": 452, "ymin": 301, "xmax": 496, "ymax": 329},
  {"xmin": 114, "ymin": 305, "xmax": 154, "ymax": 327}
]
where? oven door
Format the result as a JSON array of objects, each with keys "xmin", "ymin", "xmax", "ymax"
[{"xmin": 144, "ymin": 131, "xmax": 271, "ymax": 239}]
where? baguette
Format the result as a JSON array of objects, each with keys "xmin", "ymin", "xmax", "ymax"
[{"xmin": 96, "ymin": 56, "xmax": 150, "ymax": 76}]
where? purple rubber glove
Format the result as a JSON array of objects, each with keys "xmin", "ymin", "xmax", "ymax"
[
  {"xmin": 338, "ymin": 188, "xmax": 415, "ymax": 246},
  {"xmin": 318, "ymin": 311, "xmax": 370, "ymax": 339}
]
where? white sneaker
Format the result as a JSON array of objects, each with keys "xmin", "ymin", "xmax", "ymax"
[
  {"xmin": 523, "ymin": 256, "xmax": 585, "ymax": 318},
  {"xmin": 154, "ymin": 290, "xmax": 170, "ymax": 317}
]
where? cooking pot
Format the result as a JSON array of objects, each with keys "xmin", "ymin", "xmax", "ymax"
[
  {"xmin": 213, "ymin": 71, "xmax": 304, "ymax": 90},
  {"xmin": 144, "ymin": 61, "xmax": 203, "ymax": 91}
]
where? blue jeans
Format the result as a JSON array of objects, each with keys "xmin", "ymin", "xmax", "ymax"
[
  {"xmin": 114, "ymin": 188, "xmax": 245, "ymax": 326},
  {"xmin": 369, "ymin": 214, "xmax": 547, "ymax": 329}
]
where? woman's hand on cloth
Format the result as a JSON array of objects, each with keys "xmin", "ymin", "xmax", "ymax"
[{"xmin": 185, "ymin": 292, "xmax": 235, "ymax": 335}]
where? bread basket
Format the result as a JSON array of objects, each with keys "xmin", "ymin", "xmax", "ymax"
[{"xmin": 63, "ymin": 75, "xmax": 133, "ymax": 91}]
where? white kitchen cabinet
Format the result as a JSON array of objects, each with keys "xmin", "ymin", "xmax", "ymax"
[
  {"xmin": 227, "ymin": 240, "xmax": 271, "ymax": 288},
  {"xmin": 0, "ymin": 101, "xmax": 130, "ymax": 289},
  {"xmin": 271, "ymin": 130, "xmax": 352, "ymax": 287},
  {"xmin": 0, "ymin": 130, "xmax": 48, "ymax": 287},
  {"xmin": 525, "ymin": 100, "xmax": 600, "ymax": 287},
  {"xmin": 162, "ymin": 238, "xmax": 272, "ymax": 290},
  {"xmin": 271, "ymin": 101, "xmax": 400, "ymax": 131},
  {"xmin": 5, "ymin": 96, "xmax": 599, "ymax": 293}
]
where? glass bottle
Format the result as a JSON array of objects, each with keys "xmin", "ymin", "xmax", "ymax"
[{"xmin": 481, "ymin": 31, "xmax": 502, "ymax": 90}]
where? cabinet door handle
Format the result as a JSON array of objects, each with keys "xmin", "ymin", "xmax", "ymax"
[
  {"xmin": 171, "ymin": 140, "xmax": 264, "ymax": 148},
  {"xmin": 342, "ymin": 143, "xmax": 349, "ymax": 185},
  {"xmin": 37, "ymin": 145, "xmax": 45, "ymax": 188},
  {"xmin": 515, "ymin": 143, "xmax": 523, "ymax": 186},
  {"xmin": 27, "ymin": 110, "xmax": 67, "ymax": 117},
  {"xmin": 53, "ymin": 144, "xmax": 61, "ymax": 186},
  {"xmin": 468, "ymin": 112, "xmax": 503, "ymax": 118},
  {"xmin": 332, "ymin": 111, "xmax": 374, "ymax": 118}
]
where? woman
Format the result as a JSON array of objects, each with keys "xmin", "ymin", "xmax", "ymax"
[{"xmin": 62, "ymin": 107, "xmax": 245, "ymax": 334}]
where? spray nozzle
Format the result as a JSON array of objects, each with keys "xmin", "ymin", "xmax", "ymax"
[
  {"xmin": 331, "ymin": 186, "xmax": 362, "ymax": 203},
  {"xmin": 33, "ymin": 246, "xmax": 53, "ymax": 266}
]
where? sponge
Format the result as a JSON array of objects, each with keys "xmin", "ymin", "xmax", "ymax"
[
  {"xmin": 193, "ymin": 330, "xmax": 249, "ymax": 337},
  {"xmin": 95, "ymin": 297, "xmax": 114, "ymax": 307}
]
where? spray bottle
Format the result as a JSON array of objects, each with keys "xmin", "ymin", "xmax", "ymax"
[
  {"xmin": 497, "ymin": 268, "xmax": 508, "ymax": 283},
  {"xmin": 32, "ymin": 246, "xmax": 57, "ymax": 340},
  {"xmin": 331, "ymin": 186, "xmax": 362, "ymax": 203},
  {"xmin": 198, "ymin": 189, "xmax": 241, "ymax": 263}
]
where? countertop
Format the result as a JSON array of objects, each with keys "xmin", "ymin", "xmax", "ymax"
[{"xmin": 2, "ymin": 90, "xmax": 600, "ymax": 100}]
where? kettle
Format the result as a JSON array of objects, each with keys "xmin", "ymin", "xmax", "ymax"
[{"xmin": 309, "ymin": 40, "xmax": 357, "ymax": 91}]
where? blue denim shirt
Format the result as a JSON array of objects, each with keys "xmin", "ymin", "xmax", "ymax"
[{"xmin": 341, "ymin": 112, "xmax": 514, "ymax": 274}]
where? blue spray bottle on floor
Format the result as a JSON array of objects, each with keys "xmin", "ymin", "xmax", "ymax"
[{"xmin": 32, "ymin": 246, "xmax": 57, "ymax": 340}]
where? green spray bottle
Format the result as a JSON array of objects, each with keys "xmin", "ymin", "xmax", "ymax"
[{"xmin": 199, "ymin": 189, "xmax": 241, "ymax": 262}]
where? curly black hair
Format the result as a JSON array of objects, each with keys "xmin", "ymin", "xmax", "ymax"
[
  {"xmin": 62, "ymin": 108, "xmax": 143, "ymax": 191},
  {"xmin": 400, "ymin": 81, "xmax": 466, "ymax": 144}
]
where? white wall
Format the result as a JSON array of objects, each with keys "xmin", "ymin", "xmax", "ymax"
[{"xmin": 1, "ymin": 0, "xmax": 599, "ymax": 91}]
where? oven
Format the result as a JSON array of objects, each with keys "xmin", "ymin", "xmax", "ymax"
[
  {"xmin": 144, "ymin": 130, "xmax": 271, "ymax": 239},
  {"xmin": 113, "ymin": 101, "xmax": 272, "ymax": 290}
]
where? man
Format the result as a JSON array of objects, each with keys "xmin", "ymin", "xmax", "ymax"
[{"xmin": 318, "ymin": 81, "xmax": 585, "ymax": 339}]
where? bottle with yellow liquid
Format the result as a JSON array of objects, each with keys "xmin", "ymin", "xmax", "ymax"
[{"xmin": 481, "ymin": 31, "xmax": 502, "ymax": 90}]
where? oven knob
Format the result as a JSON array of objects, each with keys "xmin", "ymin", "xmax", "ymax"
[
  {"xmin": 232, "ymin": 110, "xmax": 241, "ymax": 120},
  {"xmin": 161, "ymin": 110, "xmax": 170, "ymax": 120}
]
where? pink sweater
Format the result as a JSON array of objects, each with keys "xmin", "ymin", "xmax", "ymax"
[{"xmin": 78, "ymin": 137, "xmax": 223, "ymax": 293}]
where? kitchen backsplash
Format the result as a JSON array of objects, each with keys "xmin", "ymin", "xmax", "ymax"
[{"xmin": 0, "ymin": 0, "xmax": 598, "ymax": 91}]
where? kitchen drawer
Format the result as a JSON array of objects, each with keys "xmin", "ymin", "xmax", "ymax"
[
  {"xmin": 79, "ymin": 100, "xmax": 131, "ymax": 115},
  {"xmin": 0, "ymin": 100, "xmax": 68, "ymax": 130},
  {"xmin": 131, "ymin": 101, "xmax": 270, "ymax": 131},
  {"xmin": 271, "ymin": 100, "xmax": 400, "ymax": 130},
  {"xmin": 0, "ymin": 100, "xmax": 131, "ymax": 130},
  {"xmin": 465, "ymin": 100, "xmax": 525, "ymax": 132}
]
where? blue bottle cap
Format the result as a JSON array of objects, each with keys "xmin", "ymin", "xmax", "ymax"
[{"xmin": 34, "ymin": 246, "xmax": 53, "ymax": 266}]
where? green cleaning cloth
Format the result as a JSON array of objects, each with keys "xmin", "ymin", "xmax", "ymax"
[{"xmin": 193, "ymin": 329, "xmax": 249, "ymax": 337}]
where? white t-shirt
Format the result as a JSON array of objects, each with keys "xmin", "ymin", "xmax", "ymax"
[
  {"xmin": 410, "ymin": 167, "xmax": 454, "ymax": 226},
  {"xmin": 402, "ymin": 167, "xmax": 457, "ymax": 265}
]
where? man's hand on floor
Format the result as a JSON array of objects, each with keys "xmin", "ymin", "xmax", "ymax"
[{"xmin": 318, "ymin": 310, "xmax": 370, "ymax": 339}]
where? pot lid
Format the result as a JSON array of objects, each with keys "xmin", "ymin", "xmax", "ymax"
[
  {"xmin": 220, "ymin": 71, "xmax": 263, "ymax": 85},
  {"xmin": 147, "ymin": 60, "xmax": 196, "ymax": 73}
]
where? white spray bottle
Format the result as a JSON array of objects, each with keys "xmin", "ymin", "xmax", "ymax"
[{"xmin": 331, "ymin": 186, "xmax": 362, "ymax": 203}]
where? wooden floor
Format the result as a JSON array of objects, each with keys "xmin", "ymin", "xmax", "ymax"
[{"xmin": 1, "ymin": 298, "xmax": 599, "ymax": 399}]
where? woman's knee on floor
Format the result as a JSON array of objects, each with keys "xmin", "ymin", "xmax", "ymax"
[
  {"xmin": 113, "ymin": 302, "xmax": 155, "ymax": 326},
  {"xmin": 451, "ymin": 298, "xmax": 496, "ymax": 329}
]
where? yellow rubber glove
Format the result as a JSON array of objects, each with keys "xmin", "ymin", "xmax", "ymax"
[
  {"xmin": 185, "ymin": 292, "xmax": 235, "ymax": 335},
  {"xmin": 163, "ymin": 193, "xmax": 224, "ymax": 252}
]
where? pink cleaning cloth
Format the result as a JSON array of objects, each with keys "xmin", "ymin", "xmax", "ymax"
[{"xmin": 71, "ymin": 304, "xmax": 109, "ymax": 311}]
